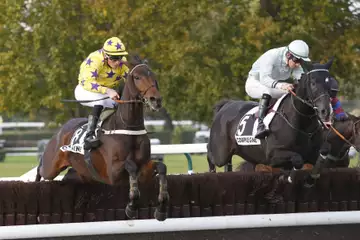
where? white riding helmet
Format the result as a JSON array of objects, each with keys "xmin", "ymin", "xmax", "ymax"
[{"xmin": 287, "ymin": 40, "xmax": 311, "ymax": 62}]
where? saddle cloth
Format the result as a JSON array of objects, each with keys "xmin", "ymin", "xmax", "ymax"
[
  {"xmin": 234, "ymin": 93, "xmax": 288, "ymax": 146},
  {"xmin": 59, "ymin": 109, "xmax": 115, "ymax": 155}
]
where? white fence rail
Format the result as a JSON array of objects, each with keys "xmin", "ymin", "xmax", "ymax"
[
  {"xmin": 0, "ymin": 122, "xmax": 46, "ymax": 135},
  {"xmin": 1, "ymin": 211, "xmax": 360, "ymax": 239},
  {"xmin": 0, "ymin": 122, "xmax": 46, "ymax": 128}
]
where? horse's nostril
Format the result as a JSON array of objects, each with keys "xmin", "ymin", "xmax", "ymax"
[
  {"xmin": 156, "ymin": 98, "xmax": 162, "ymax": 106},
  {"xmin": 321, "ymin": 109, "xmax": 327, "ymax": 115}
]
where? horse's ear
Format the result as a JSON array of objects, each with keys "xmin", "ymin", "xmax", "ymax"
[
  {"xmin": 324, "ymin": 56, "xmax": 334, "ymax": 70},
  {"xmin": 301, "ymin": 60, "xmax": 313, "ymax": 73},
  {"xmin": 134, "ymin": 55, "xmax": 141, "ymax": 63}
]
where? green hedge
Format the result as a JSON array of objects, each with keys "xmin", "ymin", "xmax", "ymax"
[
  {"xmin": 148, "ymin": 131, "xmax": 172, "ymax": 144},
  {"xmin": 180, "ymin": 130, "xmax": 197, "ymax": 144}
]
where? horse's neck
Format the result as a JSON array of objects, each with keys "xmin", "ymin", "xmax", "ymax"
[
  {"xmin": 112, "ymin": 84, "xmax": 145, "ymax": 130},
  {"xmin": 331, "ymin": 121, "xmax": 353, "ymax": 153},
  {"xmin": 283, "ymin": 91, "xmax": 317, "ymax": 129}
]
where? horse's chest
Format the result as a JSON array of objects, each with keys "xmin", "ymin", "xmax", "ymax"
[{"xmin": 270, "ymin": 126, "xmax": 314, "ymax": 151}]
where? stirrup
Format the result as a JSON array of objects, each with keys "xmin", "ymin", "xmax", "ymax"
[
  {"xmin": 255, "ymin": 125, "xmax": 269, "ymax": 139},
  {"xmin": 84, "ymin": 135, "xmax": 101, "ymax": 150}
]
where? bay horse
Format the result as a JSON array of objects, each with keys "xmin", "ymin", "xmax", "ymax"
[
  {"xmin": 35, "ymin": 55, "xmax": 169, "ymax": 221},
  {"xmin": 304, "ymin": 113, "xmax": 360, "ymax": 185},
  {"xmin": 318, "ymin": 113, "xmax": 360, "ymax": 168},
  {"xmin": 207, "ymin": 60, "xmax": 333, "ymax": 200}
]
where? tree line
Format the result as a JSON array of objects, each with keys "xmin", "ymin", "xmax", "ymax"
[{"xmin": 1, "ymin": 0, "xmax": 359, "ymax": 125}]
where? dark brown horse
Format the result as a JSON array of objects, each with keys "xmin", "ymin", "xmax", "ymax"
[
  {"xmin": 35, "ymin": 55, "xmax": 169, "ymax": 221},
  {"xmin": 237, "ymin": 112, "xmax": 360, "ymax": 176},
  {"xmin": 207, "ymin": 60, "xmax": 334, "ymax": 203}
]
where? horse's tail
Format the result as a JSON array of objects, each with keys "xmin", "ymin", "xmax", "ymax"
[{"xmin": 213, "ymin": 99, "xmax": 231, "ymax": 114}]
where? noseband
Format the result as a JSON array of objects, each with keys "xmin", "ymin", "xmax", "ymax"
[
  {"xmin": 127, "ymin": 63, "xmax": 158, "ymax": 101},
  {"xmin": 290, "ymin": 69, "xmax": 330, "ymax": 118}
]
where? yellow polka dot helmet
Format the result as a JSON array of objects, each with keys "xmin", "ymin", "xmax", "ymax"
[{"xmin": 103, "ymin": 37, "xmax": 128, "ymax": 56}]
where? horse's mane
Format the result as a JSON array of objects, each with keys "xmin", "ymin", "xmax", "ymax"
[
  {"xmin": 347, "ymin": 112, "xmax": 360, "ymax": 122},
  {"xmin": 116, "ymin": 54, "xmax": 149, "ymax": 94},
  {"xmin": 213, "ymin": 99, "xmax": 231, "ymax": 114}
]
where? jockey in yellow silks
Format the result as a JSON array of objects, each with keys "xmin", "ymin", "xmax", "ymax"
[{"xmin": 74, "ymin": 36, "xmax": 129, "ymax": 150}]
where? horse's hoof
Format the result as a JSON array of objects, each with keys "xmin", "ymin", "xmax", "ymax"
[
  {"xmin": 154, "ymin": 209, "xmax": 167, "ymax": 221},
  {"xmin": 278, "ymin": 175, "xmax": 290, "ymax": 184},
  {"xmin": 125, "ymin": 205, "xmax": 137, "ymax": 219},
  {"xmin": 129, "ymin": 188, "xmax": 140, "ymax": 200},
  {"xmin": 303, "ymin": 177, "xmax": 316, "ymax": 188}
]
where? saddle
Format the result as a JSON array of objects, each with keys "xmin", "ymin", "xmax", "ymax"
[
  {"xmin": 60, "ymin": 108, "xmax": 116, "ymax": 155},
  {"xmin": 234, "ymin": 94, "xmax": 288, "ymax": 146}
]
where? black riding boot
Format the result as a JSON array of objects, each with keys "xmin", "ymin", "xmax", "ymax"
[
  {"xmin": 255, "ymin": 93, "xmax": 271, "ymax": 139},
  {"xmin": 84, "ymin": 105, "xmax": 103, "ymax": 150}
]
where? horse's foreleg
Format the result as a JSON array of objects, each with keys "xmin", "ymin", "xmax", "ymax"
[
  {"xmin": 303, "ymin": 154, "xmax": 328, "ymax": 188},
  {"xmin": 124, "ymin": 159, "xmax": 140, "ymax": 219},
  {"xmin": 153, "ymin": 161, "xmax": 169, "ymax": 221},
  {"xmin": 253, "ymin": 164, "xmax": 283, "ymax": 204},
  {"xmin": 302, "ymin": 144, "xmax": 328, "ymax": 188}
]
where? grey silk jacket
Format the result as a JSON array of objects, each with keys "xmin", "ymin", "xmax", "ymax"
[{"xmin": 248, "ymin": 46, "xmax": 305, "ymax": 88}]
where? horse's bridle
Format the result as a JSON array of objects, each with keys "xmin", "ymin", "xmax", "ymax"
[
  {"xmin": 273, "ymin": 69, "xmax": 331, "ymax": 139},
  {"xmin": 289, "ymin": 69, "xmax": 331, "ymax": 118},
  {"xmin": 117, "ymin": 63, "xmax": 158, "ymax": 104},
  {"xmin": 115, "ymin": 63, "xmax": 159, "ymax": 129}
]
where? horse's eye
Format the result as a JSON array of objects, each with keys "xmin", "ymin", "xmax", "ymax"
[{"xmin": 134, "ymin": 76, "xmax": 140, "ymax": 80}]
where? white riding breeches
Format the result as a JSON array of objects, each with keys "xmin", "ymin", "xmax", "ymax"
[
  {"xmin": 245, "ymin": 75, "xmax": 287, "ymax": 99},
  {"xmin": 74, "ymin": 84, "xmax": 116, "ymax": 108}
]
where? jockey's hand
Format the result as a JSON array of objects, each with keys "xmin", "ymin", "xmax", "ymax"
[
  {"xmin": 106, "ymin": 88, "xmax": 120, "ymax": 100},
  {"xmin": 276, "ymin": 83, "xmax": 294, "ymax": 92}
]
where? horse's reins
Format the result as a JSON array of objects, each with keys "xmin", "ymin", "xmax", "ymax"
[
  {"xmin": 288, "ymin": 69, "xmax": 332, "ymax": 130},
  {"xmin": 288, "ymin": 69, "xmax": 360, "ymax": 153},
  {"xmin": 329, "ymin": 120, "xmax": 360, "ymax": 152},
  {"xmin": 289, "ymin": 87, "xmax": 356, "ymax": 149}
]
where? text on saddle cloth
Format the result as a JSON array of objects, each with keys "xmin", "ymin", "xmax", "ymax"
[
  {"xmin": 234, "ymin": 93, "xmax": 287, "ymax": 146},
  {"xmin": 59, "ymin": 109, "xmax": 114, "ymax": 155},
  {"xmin": 60, "ymin": 124, "xmax": 90, "ymax": 155},
  {"xmin": 59, "ymin": 109, "xmax": 147, "ymax": 155}
]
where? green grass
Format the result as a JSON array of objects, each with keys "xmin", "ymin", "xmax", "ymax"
[
  {"xmin": 1, "ymin": 154, "xmax": 359, "ymax": 178},
  {"xmin": 0, "ymin": 156, "xmax": 39, "ymax": 177},
  {"xmin": 0, "ymin": 154, "xmax": 244, "ymax": 177},
  {"xmin": 164, "ymin": 154, "xmax": 243, "ymax": 174}
]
